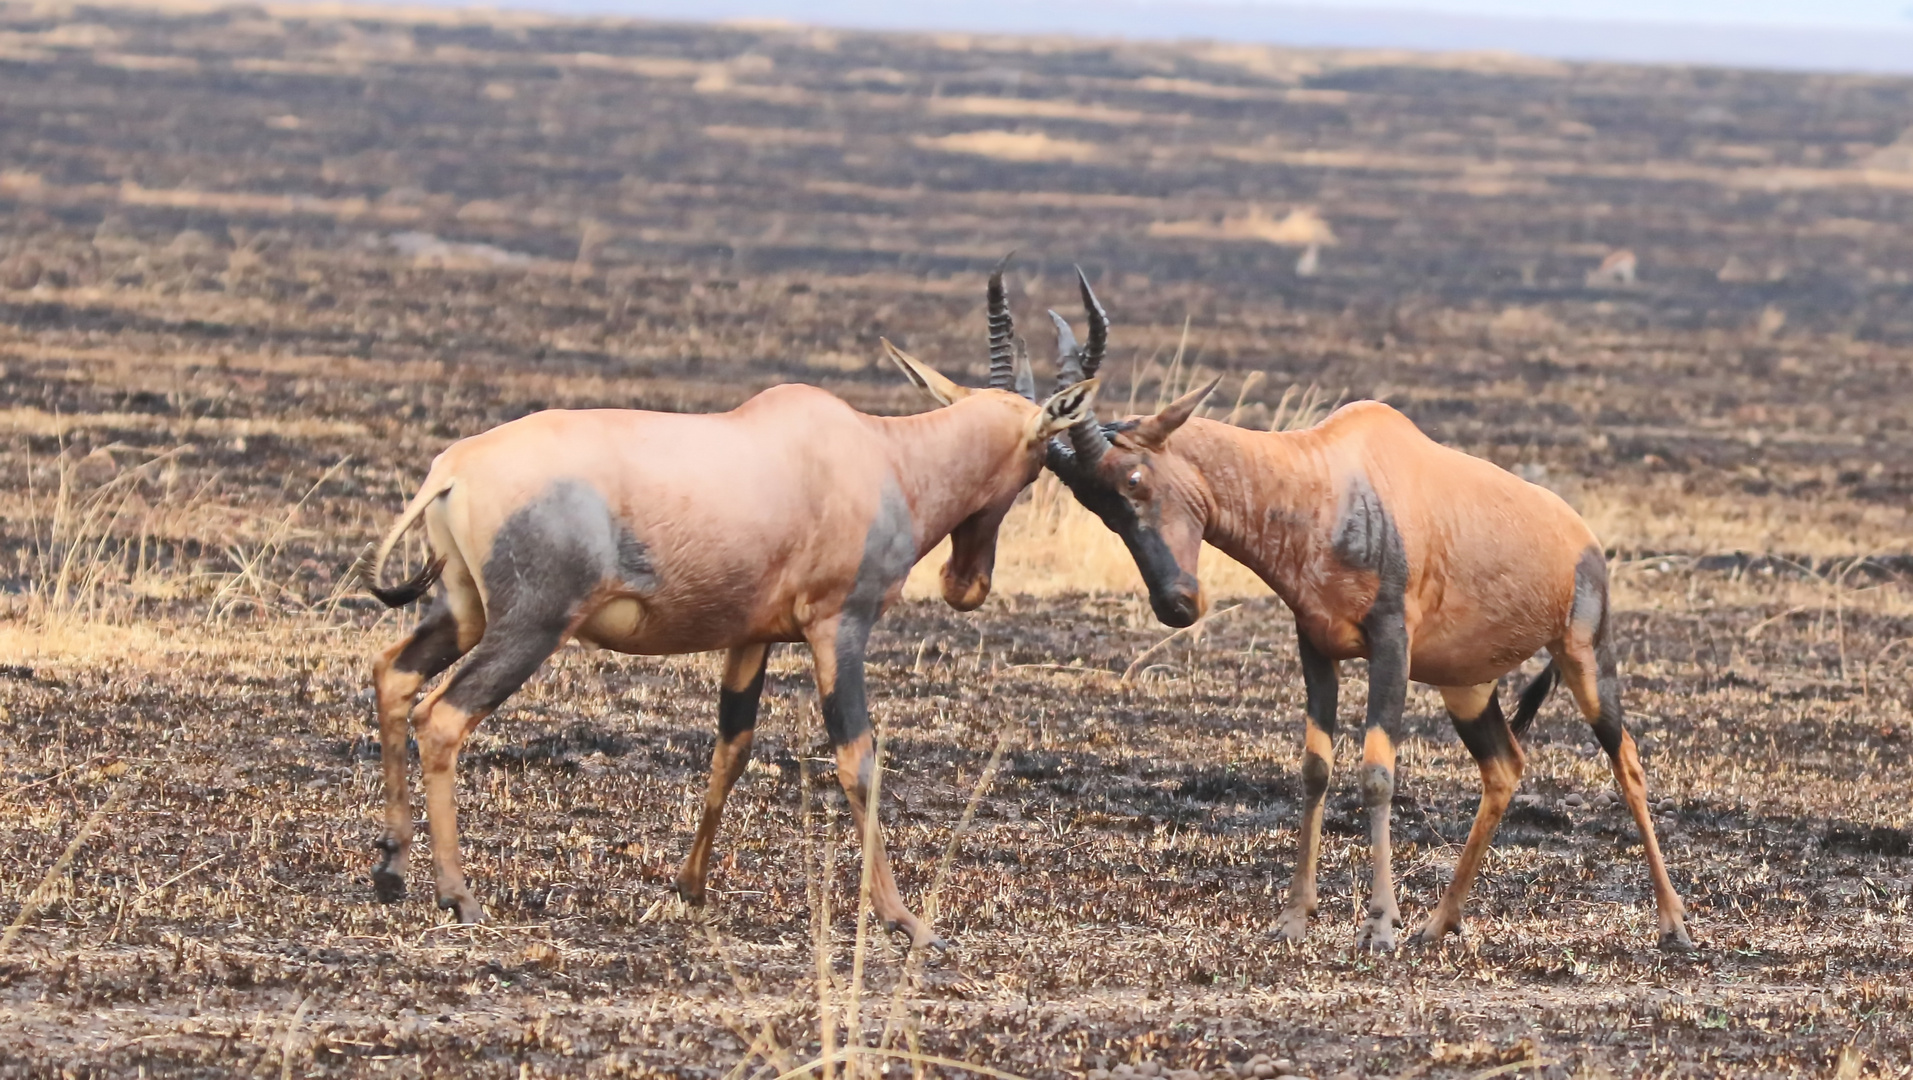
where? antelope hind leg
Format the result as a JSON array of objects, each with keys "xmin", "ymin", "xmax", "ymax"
[{"xmin": 369, "ymin": 605, "xmax": 466, "ymax": 903}]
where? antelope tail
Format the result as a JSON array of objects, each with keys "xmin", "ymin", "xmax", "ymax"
[
  {"xmin": 1507, "ymin": 659, "xmax": 1558, "ymax": 737},
  {"xmin": 351, "ymin": 472, "xmax": 454, "ymax": 608}
]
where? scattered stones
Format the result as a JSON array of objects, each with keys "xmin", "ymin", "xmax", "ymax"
[
  {"xmin": 1594, "ymin": 787, "xmax": 1618, "ymax": 807},
  {"xmin": 1563, "ymin": 792, "xmax": 1585, "ymax": 809},
  {"xmin": 1233, "ymin": 1053, "xmax": 1303, "ymax": 1080},
  {"xmin": 1658, "ymin": 796, "xmax": 1679, "ymax": 813}
]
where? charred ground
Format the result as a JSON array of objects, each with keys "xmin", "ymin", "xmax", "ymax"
[{"xmin": 1, "ymin": 3, "xmax": 1912, "ymax": 1078}]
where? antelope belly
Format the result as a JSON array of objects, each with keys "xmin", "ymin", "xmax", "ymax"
[{"xmin": 579, "ymin": 598, "xmax": 645, "ymax": 647}]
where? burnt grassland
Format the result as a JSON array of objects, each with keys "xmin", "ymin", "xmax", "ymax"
[{"xmin": 1, "ymin": 3, "xmax": 1912, "ymax": 1077}]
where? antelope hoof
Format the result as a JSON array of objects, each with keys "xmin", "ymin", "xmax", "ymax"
[
  {"xmin": 674, "ymin": 877, "xmax": 707, "ymax": 908},
  {"xmin": 886, "ymin": 919, "xmax": 947, "ymax": 953},
  {"xmin": 1272, "ymin": 906, "xmax": 1312, "ymax": 942},
  {"xmin": 1658, "ymin": 924, "xmax": 1696, "ymax": 953},
  {"xmin": 1410, "ymin": 919, "xmax": 1457, "ymax": 949},
  {"xmin": 1356, "ymin": 911, "xmax": 1401, "ymax": 953},
  {"xmin": 370, "ymin": 865, "xmax": 407, "ymax": 904},
  {"xmin": 437, "ymin": 892, "xmax": 485, "ymax": 925}
]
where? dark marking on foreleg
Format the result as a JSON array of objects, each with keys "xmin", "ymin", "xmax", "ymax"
[
  {"xmin": 1336, "ymin": 475, "xmax": 1410, "ymax": 954},
  {"xmin": 810, "ymin": 619, "xmax": 938, "ymax": 949},
  {"xmin": 1276, "ymin": 631, "xmax": 1338, "ymax": 942},
  {"xmin": 678, "ymin": 643, "xmax": 771, "ymax": 906}
]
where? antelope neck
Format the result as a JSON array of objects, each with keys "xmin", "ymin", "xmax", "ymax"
[
  {"xmin": 1175, "ymin": 418, "xmax": 1336, "ymax": 591},
  {"xmin": 871, "ymin": 396, "xmax": 1026, "ymax": 551}
]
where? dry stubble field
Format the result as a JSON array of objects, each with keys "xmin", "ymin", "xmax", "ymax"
[{"xmin": 2, "ymin": 3, "xmax": 1912, "ymax": 1077}]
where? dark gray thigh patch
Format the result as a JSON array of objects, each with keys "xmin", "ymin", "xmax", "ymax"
[
  {"xmin": 1571, "ymin": 545, "xmax": 1609, "ymax": 646},
  {"xmin": 441, "ymin": 618, "xmax": 569, "ymax": 717},
  {"xmin": 1573, "ymin": 546, "xmax": 1627, "ymax": 756},
  {"xmin": 485, "ymin": 480, "xmax": 655, "ymax": 616},
  {"xmin": 394, "ymin": 604, "xmax": 465, "ymax": 680},
  {"xmin": 445, "ymin": 481, "xmax": 630, "ymax": 717}
]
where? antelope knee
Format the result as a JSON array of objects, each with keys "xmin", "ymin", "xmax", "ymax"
[
  {"xmin": 1358, "ymin": 762, "xmax": 1394, "ymax": 808},
  {"xmin": 1301, "ymin": 751, "xmax": 1332, "ymax": 800}
]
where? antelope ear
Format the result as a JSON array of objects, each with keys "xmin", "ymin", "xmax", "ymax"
[
  {"xmin": 1133, "ymin": 376, "xmax": 1220, "ymax": 449},
  {"xmin": 882, "ymin": 339, "xmax": 973, "ymax": 406},
  {"xmin": 1032, "ymin": 378, "xmax": 1099, "ymax": 439}
]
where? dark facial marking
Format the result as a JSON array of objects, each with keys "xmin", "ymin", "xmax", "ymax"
[
  {"xmin": 1046, "ymin": 424, "xmax": 1199, "ymax": 626},
  {"xmin": 822, "ymin": 479, "xmax": 915, "ymax": 748}
]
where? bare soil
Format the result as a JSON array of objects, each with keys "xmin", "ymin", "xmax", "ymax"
[{"xmin": 1, "ymin": 4, "xmax": 1911, "ymax": 1078}]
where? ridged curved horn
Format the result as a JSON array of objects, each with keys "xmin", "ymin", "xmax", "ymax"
[
  {"xmin": 987, "ymin": 250, "xmax": 1017, "ymax": 390},
  {"xmin": 1075, "ymin": 265, "xmax": 1108, "ymax": 379},
  {"xmin": 1068, "ymin": 416, "xmax": 1111, "ymax": 465},
  {"xmin": 1013, "ymin": 337, "xmax": 1036, "ymax": 402},
  {"xmin": 1048, "ymin": 310, "xmax": 1084, "ymax": 388}
]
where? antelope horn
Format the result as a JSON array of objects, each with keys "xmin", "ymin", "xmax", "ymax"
[
  {"xmin": 987, "ymin": 250, "xmax": 1017, "ymax": 391},
  {"xmin": 1013, "ymin": 337, "xmax": 1036, "ymax": 402},
  {"xmin": 1075, "ymin": 265, "xmax": 1108, "ymax": 379},
  {"xmin": 1067, "ymin": 416, "xmax": 1111, "ymax": 465},
  {"xmin": 1049, "ymin": 310, "xmax": 1084, "ymax": 389}
]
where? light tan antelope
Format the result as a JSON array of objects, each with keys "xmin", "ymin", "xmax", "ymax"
[
  {"xmin": 355, "ymin": 259, "xmax": 1095, "ymax": 945},
  {"xmin": 1043, "ymin": 276, "xmax": 1691, "ymax": 952}
]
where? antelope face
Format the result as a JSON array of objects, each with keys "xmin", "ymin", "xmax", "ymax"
[{"xmin": 1047, "ymin": 380, "xmax": 1216, "ymax": 628}]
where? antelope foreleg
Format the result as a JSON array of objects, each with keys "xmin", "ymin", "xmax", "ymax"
[
  {"xmin": 1276, "ymin": 634, "xmax": 1339, "ymax": 942},
  {"xmin": 1355, "ymin": 611, "xmax": 1409, "ymax": 953},
  {"xmin": 677, "ymin": 643, "xmax": 770, "ymax": 907},
  {"xmin": 810, "ymin": 617, "xmax": 940, "ymax": 950}
]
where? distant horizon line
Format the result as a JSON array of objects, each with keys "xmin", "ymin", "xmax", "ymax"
[{"xmin": 364, "ymin": 0, "xmax": 1913, "ymax": 76}]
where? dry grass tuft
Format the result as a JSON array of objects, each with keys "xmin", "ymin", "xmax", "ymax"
[
  {"xmin": 1149, "ymin": 205, "xmax": 1337, "ymax": 247},
  {"xmin": 911, "ymin": 130, "xmax": 1103, "ymax": 163}
]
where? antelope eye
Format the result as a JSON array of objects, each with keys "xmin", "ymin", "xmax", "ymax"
[{"xmin": 1126, "ymin": 469, "xmax": 1144, "ymax": 489}]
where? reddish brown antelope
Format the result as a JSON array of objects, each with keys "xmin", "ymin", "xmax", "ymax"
[
  {"xmin": 354, "ymin": 261, "xmax": 1095, "ymax": 945},
  {"xmin": 1042, "ymin": 275, "xmax": 1692, "ymax": 952}
]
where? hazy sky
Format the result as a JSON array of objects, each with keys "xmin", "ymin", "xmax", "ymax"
[{"xmin": 1264, "ymin": 0, "xmax": 1913, "ymax": 28}]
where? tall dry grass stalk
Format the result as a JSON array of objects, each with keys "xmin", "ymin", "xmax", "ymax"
[
  {"xmin": 718, "ymin": 720, "xmax": 1022, "ymax": 1080},
  {"xmin": 15, "ymin": 441, "xmax": 198, "ymax": 626},
  {"xmin": 8, "ymin": 438, "xmax": 361, "ymax": 634}
]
